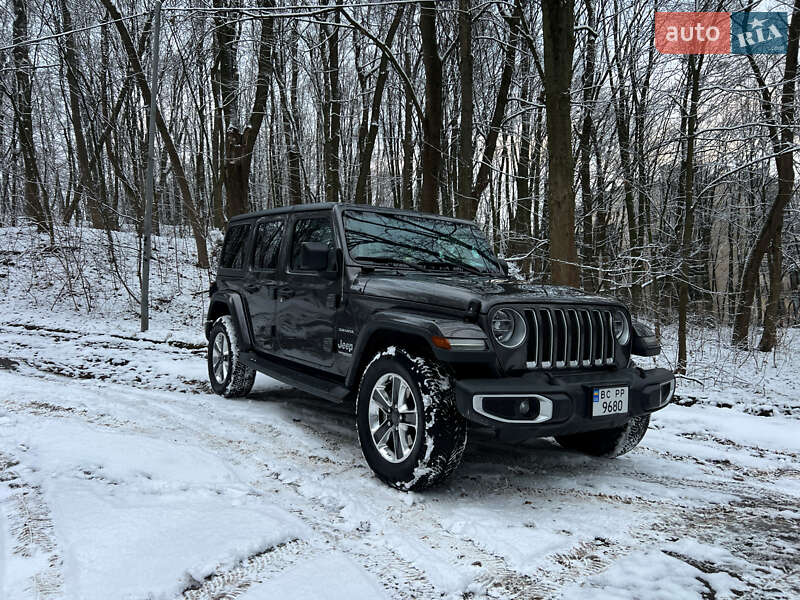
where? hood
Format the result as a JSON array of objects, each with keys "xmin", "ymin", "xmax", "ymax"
[{"xmin": 356, "ymin": 271, "xmax": 619, "ymax": 313}]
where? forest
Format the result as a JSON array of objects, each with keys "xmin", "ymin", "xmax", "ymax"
[{"xmin": 1, "ymin": 0, "xmax": 799, "ymax": 373}]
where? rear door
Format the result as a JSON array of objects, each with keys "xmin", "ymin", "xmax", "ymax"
[
  {"xmin": 276, "ymin": 213, "xmax": 339, "ymax": 367},
  {"xmin": 242, "ymin": 216, "xmax": 285, "ymax": 354}
]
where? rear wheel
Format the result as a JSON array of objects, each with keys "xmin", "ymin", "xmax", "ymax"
[
  {"xmin": 356, "ymin": 347, "xmax": 467, "ymax": 491},
  {"xmin": 555, "ymin": 415, "xmax": 650, "ymax": 457},
  {"xmin": 207, "ymin": 315, "xmax": 256, "ymax": 398}
]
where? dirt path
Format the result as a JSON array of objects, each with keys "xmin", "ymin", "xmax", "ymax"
[{"xmin": 1, "ymin": 324, "xmax": 798, "ymax": 599}]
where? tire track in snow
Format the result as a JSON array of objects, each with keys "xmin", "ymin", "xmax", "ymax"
[
  {"xmin": 0, "ymin": 322, "xmax": 210, "ymax": 395},
  {"xmin": 0, "ymin": 322, "xmax": 205, "ymax": 352},
  {"xmin": 181, "ymin": 539, "xmax": 312, "ymax": 600},
  {"xmin": 0, "ymin": 451, "xmax": 64, "ymax": 598}
]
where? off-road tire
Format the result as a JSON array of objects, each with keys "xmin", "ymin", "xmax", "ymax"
[
  {"xmin": 555, "ymin": 414, "xmax": 650, "ymax": 458},
  {"xmin": 207, "ymin": 315, "xmax": 256, "ymax": 398},
  {"xmin": 356, "ymin": 347, "xmax": 467, "ymax": 491}
]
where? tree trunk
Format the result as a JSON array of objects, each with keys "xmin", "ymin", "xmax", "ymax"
[
  {"xmin": 541, "ymin": 0, "xmax": 579, "ymax": 286},
  {"xmin": 455, "ymin": 0, "xmax": 473, "ymax": 219},
  {"xmin": 732, "ymin": 0, "xmax": 800, "ymax": 346},
  {"xmin": 211, "ymin": 0, "xmax": 275, "ymax": 216},
  {"xmin": 12, "ymin": 0, "xmax": 50, "ymax": 235},
  {"xmin": 578, "ymin": 0, "xmax": 597, "ymax": 290},
  {"xmin": 419, "ymin": 0, "xmax": 443, "ymax": 214},
  {"xmin": 511, "ymin": 51, "xmax": 532, "ymax": 274},
  {"xmin": 354, "ymin": 7, "xmax": 405, "ymax": 205},
  {"xmin": 531, "ymin": 95, "xmax": 544, "ymax": 275},
  {"xmin": 609, "ymin": 69, "xmax": 641, "ymax": 306},
  {"xmin": 58, "ymin": 0, "xmax": 105, "ymax": 229},
  {"xmin": 321, "ymin": 1, "xmax": 342, "ymax": 204},
  {"xmin": 471, "ymin": 4, "xmax": 521, "ymax": 211},
  {"xmin": 758, "ymin": 229, "xmax": 782, "ymax": 352},
  {"xmin": 288, "ymin": 22, "xmax": 303, "ymax": 205},
  {"xmin": 677, "ymin": 54, "xmax": 703, "ymax": 375},
  {"xmin": 210, "ymin": 50, "xmax": 225, "ymax": 228},
  {"xmin": 591, "ymin": 128, "xmax": 608, "ymax": 287},
  {"xmin": 401, "ymin": 31, "xmax": 414, "ymax": 210},
  {"xmin": 277, "ymin": 29, "xmax": 303, "ymax": 206}
]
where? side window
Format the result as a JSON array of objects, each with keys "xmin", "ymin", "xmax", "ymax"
[
  {"xmin": 220, "ymin": 224, "xmax": 251, "ymax": 270},
  {"xmin": 252, "ymin": 220, "xmax": 284, "ymax": 270},
  {"xmin": 290, "ymin": 217, "xmax": 334, "ymax": 270}
]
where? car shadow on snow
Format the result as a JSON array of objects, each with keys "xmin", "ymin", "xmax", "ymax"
[{"xmin": 240, "ymin": 383, "xmax": 611, "ymax": 484}]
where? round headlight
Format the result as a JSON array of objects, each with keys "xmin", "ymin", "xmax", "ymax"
[
  {"xmin": 612, "ymin": 310, "xmax": 630, "ymax": 345},
  {"xmin": 491, "ymin": 308, "xmax": 526, "ymax": 348}
]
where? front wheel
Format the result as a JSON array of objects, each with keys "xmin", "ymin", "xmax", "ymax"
[
  {"xmin": 555, "ymin": 414, "xmax": 650, "ymax": 458},
  {"xmin": 356, "ymin": 347, "xmax": 467, "ymax": 491},
  {"xmin": 207, "ymin": 315, "xmax": 256, "ymax": 398}
]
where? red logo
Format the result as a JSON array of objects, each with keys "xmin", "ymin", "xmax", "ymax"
[{"xmin": 655, "ymin": 12, "xmax": 730, "ymax": 54}]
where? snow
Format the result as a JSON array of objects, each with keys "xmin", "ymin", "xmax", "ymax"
[
  {"xmin": 562, "ymin": 549, "xmax": 728, "ymax": 599},
  {"xmin": 1, "ymin": 226, "xmax": 799, "ymax": 598},
  {"xmin": 237, "ymin": 552, "xmax": 389, "ymax": 600},
  {"xmin": 1, "ymin": 374, "xmax": 307, "ymax": 600}
]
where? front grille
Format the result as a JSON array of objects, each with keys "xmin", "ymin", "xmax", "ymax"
[{"xmin": 524, "ymin": 307, "xmax": 615, "ymax": 369}]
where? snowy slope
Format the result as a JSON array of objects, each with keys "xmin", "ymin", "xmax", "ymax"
[{"xmin": 1, "ymin": 226, "xmax": 799, "ymax": 598}]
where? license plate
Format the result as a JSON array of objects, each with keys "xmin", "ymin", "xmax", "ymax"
[{"xmin": 592, "ymin": 386, "xmax": 629, "ymax": 417}]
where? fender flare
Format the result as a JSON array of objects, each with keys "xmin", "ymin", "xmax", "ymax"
[
  {"xmin": 344, "ymin": 311, "xmax": 491, "ymax": 389},
  {"xmin": 206, "ymin": 291, "xmax": 254, "ymax": 351}
]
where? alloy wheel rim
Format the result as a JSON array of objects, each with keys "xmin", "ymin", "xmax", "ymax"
[
  {"xmin": 212, "ymin": 332, "xmax": 231, "ymax": 383},
  {"xmin": 368, "ymin": 372, "xmax": 419, "ymax": 463}
]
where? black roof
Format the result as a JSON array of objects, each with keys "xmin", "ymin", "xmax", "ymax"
[{"xmin": 227, "ymin": 202, "xmax": 476, "ymax": 227}]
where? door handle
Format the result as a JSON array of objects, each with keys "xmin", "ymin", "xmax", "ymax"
[
  {"xmin": 245, "ymin": 284, "xmax": 260, "ymax": 293},
  {"xmin": 277, "ymin": 287, "xmax": 295, "ymax": 301}
]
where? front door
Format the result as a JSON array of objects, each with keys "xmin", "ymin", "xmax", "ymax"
[
  {"xmin": 243, "ymin": 216, "xmax": 285, "ymax": 354},
  {"xmin": 276, "ymin": 214, "xmax": 339, "ymax": 367}
]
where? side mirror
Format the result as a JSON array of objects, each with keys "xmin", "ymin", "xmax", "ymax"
[
  {"xmin": 498, "ymin": 258, "xmax": 509, "ymax": 276},
  {"xmin": 299, "ymin": 241, "xmax": 329, "ymax": 271}
]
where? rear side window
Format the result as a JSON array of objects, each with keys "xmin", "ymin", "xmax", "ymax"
[
  {"xmin": 252, "ymin": 220, "xmax": 284, "ymax": 270},
  {"xmin": 220, "ymin": 224, "xmax": 251, "ymax": 270},
  {"xmin": 290, "ymin": 217, "xmax": 334, "ymax": 270}
]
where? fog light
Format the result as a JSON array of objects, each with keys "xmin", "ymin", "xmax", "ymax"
[{"xmin": 518, "ymin": 399, "xmax": 530, "ymax": 415}]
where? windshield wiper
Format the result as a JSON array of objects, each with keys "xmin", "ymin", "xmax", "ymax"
[
  {"xmin": 418, "ymin": 259, "xmax": 485, "ymax": 275},
  {"xmin": 355, "ymin": 256, "xmax": 427, "ymax": 272}
]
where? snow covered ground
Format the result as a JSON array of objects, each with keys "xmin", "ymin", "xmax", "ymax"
[{"xmin": 1, "ymin": 226, "xmax": 799, "ymax": 599}]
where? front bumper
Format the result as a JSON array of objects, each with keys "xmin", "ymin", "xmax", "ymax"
[{"xmin": 454, "ymin": 367, "xmax": 675, "ymax": 438}]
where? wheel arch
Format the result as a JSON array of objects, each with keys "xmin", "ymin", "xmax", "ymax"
[
  {"xmin": 347, "ymin": 328, "xmax": 433, "ymax": 389},
  {"xmin": 345, "ymin": 316, "xmax": 439, "ymax": 390},
  {"xmin": 205, "ymin": 291, "xmax": 253, "ymax": 351}
]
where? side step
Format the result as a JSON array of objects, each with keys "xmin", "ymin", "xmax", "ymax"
[{"xmin": 240, "ymin": 352, "xmax": 351, "ymax": 403}]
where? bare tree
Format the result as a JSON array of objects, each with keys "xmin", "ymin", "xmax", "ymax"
[
  {"xmin": 456, "ymin": 0, "xmax": 473, "ymax": 219},
  {"xmin": 541, "ymin": 0, "xmax": 579, "ymax": 286},
  {"xmin": 677, "ymin": 54, "xmax": 703, "ymax": 375},
  {"xmin": 214, "ymin": 0, "xmax": 277, "ymax": 218},
  {"xmin": 419, "ymin": 0, "xmax": 442, "ymax": 213},
  {"xmin": 11, "ymin": 0, "xmax": 50, "ymax": 235},
  {"xmin": 471, "ymin": 2, "xmax": 521, "ymax": 216},
  {"xmin": 100, "ymin": 0, "xmax": 210, "ymax": 268},
  {"xmin": 733, "ymin": 0, "xmax": 800, "ymax": 349},
  {"xmin": 354, "ymin": 6, "xmax": 405, "ymax": 205}
]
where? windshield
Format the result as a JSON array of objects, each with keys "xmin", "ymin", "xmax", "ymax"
[{"xmin": 343, "ymin": 210, "xmax": 502, "ymax": 274}]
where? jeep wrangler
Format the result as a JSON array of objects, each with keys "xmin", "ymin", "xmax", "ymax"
[{"xmin": 206, "ymin": 203, "xmax": 675, "ymax": 490}]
